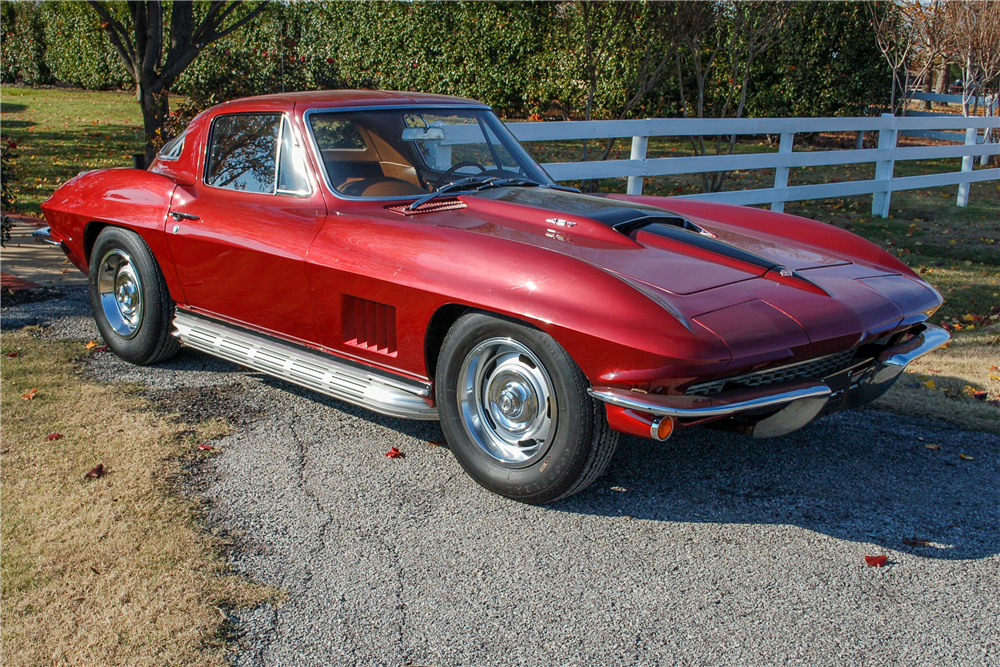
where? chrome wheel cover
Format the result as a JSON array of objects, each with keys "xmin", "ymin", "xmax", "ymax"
[
  {"xmin": 97, "ymin": 248, "xmax": 143, "ymax": 339},
  {"xmin": 458, "ymin": 337, "xmax": 556, "ymax": 466}
]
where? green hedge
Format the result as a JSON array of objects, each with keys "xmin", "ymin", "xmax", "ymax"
[{"xmin": 2, "ymin": 1, "xmax": 891, "ymax": 120}]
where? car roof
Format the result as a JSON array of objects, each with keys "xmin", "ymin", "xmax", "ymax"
[{"xmin": 212, "ymin": 90, "xmax": 489, "ymax": 114}]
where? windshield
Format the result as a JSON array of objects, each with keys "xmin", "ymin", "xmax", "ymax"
[{"xmin": 307, "ymin": 107, "xmax": 553, "ymax": 198}]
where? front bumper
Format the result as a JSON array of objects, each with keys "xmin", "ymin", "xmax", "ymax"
[{"xmin": 589, "ymin": 323, "xmax": 950, "ymax": 438}]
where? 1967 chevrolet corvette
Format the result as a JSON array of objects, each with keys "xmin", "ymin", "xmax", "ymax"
[{"xmin": 39, "ymin": 90, "xmax": 949, "ymax": 503}]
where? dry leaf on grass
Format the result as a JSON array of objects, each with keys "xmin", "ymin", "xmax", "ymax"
[
  {"xmin": 864, "ymin": 555, "xmax": 888, "ymax": 567},
  {"xmin": 84, "ymin": 463, "xmax": 105, "ymax": 479},
  {"xmin": 922, "ymin": 379, "xmax": 936, "ymax": 390},
  {"xmin": 45, "ymin": 433, "xmax": 62, "ymax": 441},
  {"xmin": 959, "ymin": 454, "xmax": 974, "ymax": 461},
  {"xmin": 85, "ymin": 341, "xmax": 98, "ymax": 350},
  {"xmin": 925, "ymin": 443, "xmax": 941, "ymax": 450},
  {"xmin": 92, "ymin": 344, "xmax": 108, "ymax": 353},
  {"xmin": 197, "ymin": 443, "xmax": 214, "ymax": 451},
  {"xmin": 21, "ymin": 388, "xmax": 38, "ymax": 401},
  {"xmin": 5, "ymin": 351, "xmax": 19, "ymax": 358},
  {"xmin": 384, "ymin": 446, "xmax": 405, "ymax": 459},
  {"xmin": 427, "ymin": 439, "xmax": 446, "ymax": 447}
]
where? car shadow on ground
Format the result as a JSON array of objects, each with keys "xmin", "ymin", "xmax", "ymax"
[
  {"xmin": 129, "ymin": 348, "xmax": 1000, "ymax": 564},
  {"xmin": 557, "ymin": 414, "xmax": 999, "ymax": 562}
]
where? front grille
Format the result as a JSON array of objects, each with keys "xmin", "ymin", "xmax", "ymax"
[{"xmin": 685, "ymin": 349, "xmax": 857, "ymax": 396}]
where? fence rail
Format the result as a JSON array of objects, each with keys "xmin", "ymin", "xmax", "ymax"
[{"xmin": 505, "ymin": 113, "xmax": 1000, "ymax": 217}]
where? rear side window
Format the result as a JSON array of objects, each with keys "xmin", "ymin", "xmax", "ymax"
[
  {"xmin": 158, "ymin": 133, "xmax": 185, "ymax": 161},
  {"xmin": 205, "ymin": 114, "xmax": 281, "ymax": 193}
]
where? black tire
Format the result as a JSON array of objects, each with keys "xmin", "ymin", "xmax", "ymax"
[
  {"xmin": 436, "ymin": 312, "xmax": 619, "ymax": 504},
  {"xmin": 88, "ymin": 227, "xmax": 180, "ymax": 365}
]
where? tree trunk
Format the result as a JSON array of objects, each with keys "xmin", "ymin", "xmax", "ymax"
[
  {"xmin": 934, "ymin": 58, "xmax": 949, "ymax": 97},
  {"xmin": 139, "ymin": 86, "xmax": 169, "ymax": 165},
  {"xmin": 922, "ymin": 69, "xmax": 933, "ymax": 110}
]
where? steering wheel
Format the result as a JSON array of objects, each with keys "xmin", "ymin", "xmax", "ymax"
[{"xmin": 433, "ymin": 161, "xmax": 487, "ymax": 190}]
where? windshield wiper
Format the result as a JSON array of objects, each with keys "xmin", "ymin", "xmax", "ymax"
[{"xmin": 408, "ymin": 176, "xmax": 578, "ymax": 211}]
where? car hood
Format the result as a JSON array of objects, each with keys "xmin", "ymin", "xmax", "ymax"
[{"xmin": 456, "ymin": 187, "xmax": 850, "ymax": 296}]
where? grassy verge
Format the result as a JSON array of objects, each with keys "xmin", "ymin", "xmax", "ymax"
[
  {"xmin": 1, "ymin": 86, "xmax": 148, "ymax": 217},
  {"xmin": 1, "ymin": 329, "xmax": 272, "ymax": 666}
]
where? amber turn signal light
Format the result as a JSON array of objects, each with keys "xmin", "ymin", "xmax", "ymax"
[{"xmin": 650, "ymin": 416, "xmax": 675, "ymax": 441}]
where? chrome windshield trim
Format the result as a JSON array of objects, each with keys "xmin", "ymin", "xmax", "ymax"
[{"xmin": 588, "ymin": 380, "xmax": 832, "ymax": 419}]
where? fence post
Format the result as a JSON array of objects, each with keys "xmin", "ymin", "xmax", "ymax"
[
  {"xmin": 980, "ymin": 96, "xmax": 995, "ymax": 167},
  {"xmin": 626, "ymin": 135, "xmax": 648, "ymax": 195},
  {"xmin": 872, "ymin": 113, "xmax": 897, "ymax": 218},
  {"xmin": 957, "ymin": 126, "xmax": 978, "ymax": 207},
  {"xmin": 770, "ymin": 132, "xmax": 794, "ymax": 213}
]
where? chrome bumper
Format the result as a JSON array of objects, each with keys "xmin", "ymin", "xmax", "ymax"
[
  {"xmin": 32, "ymin": 226, "xmax": 61, "ymax": 246},
  {"xmin": 589, "ymin": 323, "xmax": 950, "ymax": 438}
]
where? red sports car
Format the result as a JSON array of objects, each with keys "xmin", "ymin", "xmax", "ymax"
[{"xmin": 40, "ymin": 91, "xmax": 948, "ymax": 503}]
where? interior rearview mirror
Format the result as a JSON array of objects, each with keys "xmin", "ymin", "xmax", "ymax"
[{"xmin": 402, "ymin": 127, "xmax": 445, "ymax": 141}]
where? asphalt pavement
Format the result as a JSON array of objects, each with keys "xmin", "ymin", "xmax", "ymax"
[{"xmin": 3, "ymin": 286, "xmax": 998, "ymax": 667}]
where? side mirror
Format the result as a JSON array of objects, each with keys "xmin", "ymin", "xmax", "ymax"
[{"xmin": 402, "ymin": 127, "xmax": 445, "ymax": 141}]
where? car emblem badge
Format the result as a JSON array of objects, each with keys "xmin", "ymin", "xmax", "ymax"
[
  {"xmin": 779, "ymin": 268, "xmax": 794, "ymax": 278},
  {"xmin": 545, "ymin": 218, "xmax": 576, "ymax": 227}
]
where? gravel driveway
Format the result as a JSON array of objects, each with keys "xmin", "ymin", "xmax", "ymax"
[{"xmin": 5, "ymin": 287, "xmax": 999, "ymax": 667}]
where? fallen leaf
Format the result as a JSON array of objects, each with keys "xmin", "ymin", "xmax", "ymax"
[
  {"xmin": 93, "ymin": 345, "xmax": 108, "ymax": 352},
  {"xmin": 902, "ymin": 537, "xmax": 932, "ymax": 547},
  {"xmin": 60, "ymin": 268, "xmax": 70, "ymax": 274},
  {"xmin": 972, "ymin": 391, "xmax": 988, "ymax": 401},
  {"xmin": 990, "ymin": 374, "xmax": 1000, "ymax": 383},
  {"xmin": 864, "ymin": 555, "xmax": 888, "ymax": 567},
  {"xmin": 45, "ymin": 433, "xmax": 62, "ymax": 441},
  {"xmin": 21, "ymin": 388, "xmax": 38, "ymax": 401},
  {"xmin": 959, "ymin": 454, "xmax": 974, "ymax": 461},
  {"xmin": 90, "ymin": 566, "xmax": 101, "ymax": 575},
  {"xmin": 922, "ymin": 379, "xmax": 936, "ymax": 390},
  {"xmin": 427, "ymin": 439, "xmax": 446, "ymax": 447},
  {"xmin": 384, "ymin": 446, "xmax": 405, "ymax": 459},
  {"xmin": 84, "ymin": 463, "xmax": 105, "ymax": 479},
  {"xmin": 925, "ymin": 443, "xmax": 941, "ymax": 450},
  {"xmin": 5, "ymin": 351, "xmax": 18, "ymax": 358},
  {"xmin": 927, "ymin": 369, "xmax": 941, "ymax": 374},
  {"xmin": 197, "ymin": 443, "xmax": 214, "ymax": 451},
  {"xmin": 85, "ymin": 341, "xmax": 98, "ymax": 350}
]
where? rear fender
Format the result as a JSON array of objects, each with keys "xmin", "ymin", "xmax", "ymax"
[{"xmin": 41, "ymin": 168, "xmax": 186, "ymax": 304}]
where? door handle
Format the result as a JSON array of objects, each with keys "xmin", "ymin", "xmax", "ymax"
[{"xmin": 170, "ymin": 211, "xmax": 199, "ymax": 221}]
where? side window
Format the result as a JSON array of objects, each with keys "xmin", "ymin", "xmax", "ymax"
[
  {"xmin": 205, "ymin": 114, "xmax": 281, "ymax": 193},
  {"xmin": 158, "ymin": 132, "xmax": 185, "ymax": 161},
  {"xmin": 276, "ymin": 118, "xmax": 311, "ymax": 195}
]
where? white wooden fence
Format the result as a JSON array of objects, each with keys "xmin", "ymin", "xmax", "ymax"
[{"xmin": 505, "ymin": 113, "xmax": 1000, "ymax": 218}]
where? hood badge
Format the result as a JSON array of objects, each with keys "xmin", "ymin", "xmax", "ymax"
[
  {"xmin": 779, "ymin": 268, "xmax": 794, "ymax": 278},
  {"xmin": 545, "ymin": 218, "xmax": 576, "ymax": 228}
]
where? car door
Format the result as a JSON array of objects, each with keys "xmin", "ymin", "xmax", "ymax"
[{"xmin": 166, "ymin": 112, "xmax": 326, "ymax": 343}]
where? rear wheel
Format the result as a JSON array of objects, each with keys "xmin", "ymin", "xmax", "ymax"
[
  {"xmin": 89, "ymin": 227, "xmax": 180, "ymax": 365},
  {"xmin": 436, "ymin": 313, "xmax": 619, "ymax": 504}
]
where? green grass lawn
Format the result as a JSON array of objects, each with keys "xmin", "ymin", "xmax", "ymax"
[{"xmin": 2, "ymin": 86, "xmax": 147, "ymax": 216}]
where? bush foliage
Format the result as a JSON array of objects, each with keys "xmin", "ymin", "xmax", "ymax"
[{"xmin": 2, "ymin": 1, "xmax": 891, "ymax": 119}]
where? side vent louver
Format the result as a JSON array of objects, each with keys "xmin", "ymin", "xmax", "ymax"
[{"xmin": 343, "ymin": 295, "xmax": 397, "ymax": 356}]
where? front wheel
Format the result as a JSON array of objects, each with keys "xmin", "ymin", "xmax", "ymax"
[
  {"xmin": 88, "ymin": 227, "xmax": 180, "ymax": 365},
  {"xmin": 436, "ymin": 313, "xmax": 619, "ymax": 504}
]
